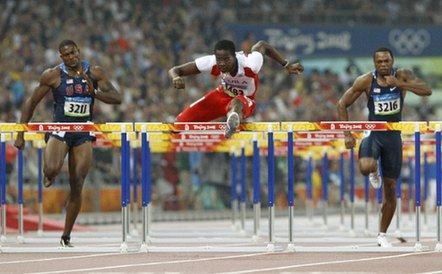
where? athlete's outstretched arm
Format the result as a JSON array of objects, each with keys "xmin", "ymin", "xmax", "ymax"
[
  {"xmin": 251, "ymin": 40, "xmax": 303, "ymax": 74},
  {"xmin": 168, "ymin": 62, "xmax": 201, "ymax": 89},
  {"xmin": 337, "ymin": 74, "xmax": 371, "ymax": 149},
  {"xmin": 89, "ymin": 66, "xmax": 122, "ymax": 104},
  {"xmin": 388, "ymin": 68, "xmax": 432, "ymax": 96},
  {"xmin": 14, "ymin": 69, "xmax": 55, "ymax": 149}
]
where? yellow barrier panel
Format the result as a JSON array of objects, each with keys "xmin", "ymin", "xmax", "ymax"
[
  {"xmin": 388, "ymin": 122, "xmax": 427, "ymax": 134},
  {"xmin": 0, "ymin": 123, "xmax": 26, "ymax": 132},
  {"xmin": 10, "ymin": 132, "xmax": 45, "ymax": 141},
  {"xmin": 428, "ymin": 121, "xmax": 442, "ymax": 131},
  {"xmin": 97, "ymin": 123, "xmax": 134, "ymax": 132},
  {"xmin": 102, "ymin": 132, "xmax": 137, "ymax": 140},
  {"xmin": 280, "ymin": 122, "xmax": 319, "ymax": 131},
  {"xmin": 240, "ymin": 122, "xmax": 280, "ymax": 131},
  {"xmin": 0, "ymin": 133, "xmax": 13, "ymax": 141}
]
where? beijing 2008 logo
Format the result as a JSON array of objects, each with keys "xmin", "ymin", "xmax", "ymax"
[{"xmin": 388, "ymin": 29, "xmax": 431, "ymax": 55}]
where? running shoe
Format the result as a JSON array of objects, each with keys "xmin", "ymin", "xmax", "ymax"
[
  {"xmin": 43, "ymin": 176, "xmax": 53, "ymax": 188},
  {"xmin": 225, "ymin": 112, "xmax": 240, "ymax": 138},
  {"xmin": 369, "ymin": 171, "xmax": 382, "ymax": 189},
  {"xmin": 60, "ymin": 235, "xmax": 73, "ymax": 247},
  {"xmin": 377, "ymin": 234, "xmax": 392, "ymax": 247}
]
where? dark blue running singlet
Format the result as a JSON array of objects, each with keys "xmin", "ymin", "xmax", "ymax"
[
  {"xmin": 367, "ymin": 69, "xmax": 404, "ymax": 122},
  {"xmin": 52, "ymin": 60, "xmax": 97, "ymax": 122}
]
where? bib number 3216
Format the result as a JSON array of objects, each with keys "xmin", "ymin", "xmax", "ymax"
[{"xmin": 375, "ymin": 99, "xmax": 399, "ymax": 115}]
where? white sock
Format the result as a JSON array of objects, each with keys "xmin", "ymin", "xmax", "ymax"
[{"xmin": 379, "ymin": 232, "xmax": 386, "ymax": 237}]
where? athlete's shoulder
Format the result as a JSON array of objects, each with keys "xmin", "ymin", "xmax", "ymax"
[
  {"xmin": 356, "ymin": 72, "xmax": 373, "ymax": 82},
  {"xmin": 195, "ymin": 54, "xmax": 216, "ymax": 72},
  {"xmin": 395, "ymin": 67, "xmax": 413, "ymax": 79},
  {"xmin": 352, "ymin": 72, "xmax": 372, "ymax": 89},
  {"xmin": 242, "ymin": 51, "xmax": 263, "ymax": 73},
  {"xmin": 89, "ymin": 65, "xmax": 105, "ymax": 77},
  {"xmin": 40, "ymin": 66, "xmax": 60, "ymax": 84}
]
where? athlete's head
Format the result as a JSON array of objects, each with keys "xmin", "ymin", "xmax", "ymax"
[
  {"xmin": 59, "ymin": 40, "xmax": 81, "ymax": 68},
  {"xmin": 373, "ymin": 47, "xmax": 394, "ymax": 76},
  {"xmin": 214, "ymin": 40, "xmax": 236, "ymax": 73}
]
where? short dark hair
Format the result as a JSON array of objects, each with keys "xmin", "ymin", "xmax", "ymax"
[
  {"xmin": 214, "ymin": 40, "xmax": 235, "ymax": 56},
  {"xmin": 373, "ymin": 47, "xmax": 394, "ymax": 60},
  {"xmin": 58, "ymin": 40, "xmax": 78, "ymax": 52}
]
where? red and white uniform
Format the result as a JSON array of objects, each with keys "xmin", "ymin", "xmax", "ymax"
[{"xmin": 177, "ymin": 51, "xmax": 264, "ymax": 122}]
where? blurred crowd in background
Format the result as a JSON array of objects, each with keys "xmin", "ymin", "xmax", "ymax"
[{"xmin": 1, "ymin": 0, "xmax": 441, "ymax": 211}]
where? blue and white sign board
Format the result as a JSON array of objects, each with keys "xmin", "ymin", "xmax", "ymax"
[{"xmin": 230, "ymin": 24, "xmax": 442, "ymax": 57}]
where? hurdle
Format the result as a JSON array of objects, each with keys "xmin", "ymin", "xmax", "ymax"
[
  {"xmin": 282, "ymin": 121, "xmax": 434, "ymax": 252},
  {"xmin": 0, "ymin": 122, "xmax": 139, "ymax": 253}
]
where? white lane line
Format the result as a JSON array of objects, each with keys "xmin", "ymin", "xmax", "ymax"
[
  {"xmin": 0, "ymin": 253, "xmax": 118, "ymax": 265},
  {"xmin": 418, "ymin": 271, "xmax": 442, "ymax": 274},
  {"xmin": 217, "ymin": 251, "xmax": 437, "ymax": 274},
  {"xmin": 25, "ymin": 252, "xmax": 271, "ymax": 274}
]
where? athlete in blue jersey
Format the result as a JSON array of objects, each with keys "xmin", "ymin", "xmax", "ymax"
[
  {"xmin": 337, "ymin": 47, "xmax": 431, "ymax": 247},
  {"xmin": 14, "ymin": 40, "xmax": 122, "ymax": 247}
]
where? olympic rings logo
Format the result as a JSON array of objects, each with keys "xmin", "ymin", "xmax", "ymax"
[
  {"xmin": 73, "ymin": 125, "xmax": 84, "ymax": 131},
  {"xmin": 365, "ymin": 124, "xmax": 376, "ymax": 130},
  {"xmin": 388, "ymin": 29, "xmax": 431, "ymax": 55}
]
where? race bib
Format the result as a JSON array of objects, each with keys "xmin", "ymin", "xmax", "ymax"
[
  {"xmin": 64, "ymin": 97, "xmax": 92, "ymax": 117},
  {"xmin": 373, "ymin": 93, "xmax": 401, "ymax": 115}
]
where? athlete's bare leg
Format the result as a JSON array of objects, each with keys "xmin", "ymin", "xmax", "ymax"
[
  {"xmin": 380, "ymin": 177, "xmax": 396, "ymax": 233},
  {"xmin": 62, "ymin": 141, "xmax": 92, "ymax": 239},
  {"xmin": 43, "ymin": 137, "xmax": 69, "ymax": 187}
]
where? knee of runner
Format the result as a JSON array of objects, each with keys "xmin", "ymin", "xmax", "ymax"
[
  {"xmin": 358, "ymin": 158, "xmax": 377, "ymax": 175},
  {"xmin": 43, "ymin": 165, "xmax": 59, "ymax": 180}
]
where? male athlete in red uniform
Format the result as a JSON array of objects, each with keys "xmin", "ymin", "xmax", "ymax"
[{"xmin": 168, "ymin": 40, "xmax": 303, "ymax": 137}]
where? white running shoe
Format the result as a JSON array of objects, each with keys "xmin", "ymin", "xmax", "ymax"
[
  {"xmin": 377, "ymin": 234, "xmax": 392, "ymax": 247},
  {"xmin": 225, "ymin": 112, "xmax": 240, "ymax": 138},
  {"xmin": 369, "ymin": 171, "xmax": 382, "ymax": 189}
]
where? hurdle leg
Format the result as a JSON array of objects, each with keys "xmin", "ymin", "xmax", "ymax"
[
  {"xmin": 119, "ymin": 129, "xmax": 128, "ymax": 253},
  {"xmin": 230, "ymin": 151, "xmax": 239, "ymax": 230},
  {"xmin": 1, "ymin": 134, "xmax": 7, "ymax": 242},
  {"xmin": 395, "ymin": 175, "xmax": 402, "ymax": 238},
  {"xmin": 266, "ymin": 126, "xmax": 275, "ymax": 251},
  {"xmin": 37, "ymin": 145, "xmax": 44, "ymax": 236},
  {"xmin": 321, "ymin": 151, "xmax": 328, "ymax": 228},
  {"xmin": 413, "ymin": 125, "xmax": 423, "ymax": 251},
  {"xmin": 306, "ymin": 199, "xmax": 313, "ymax": 222},
  {"xmin": 349, "ymin": 148, "xmax": 355, "ymax": 234},
  {"xmin": 364, "ymin": 175, "xmax": 370, "ymax": 235},
  {"xmin": 17, "ymin": 150, "xmax": 24, "ymax": 243},
  {"xmin": 239, "ymin": 145, "xmax": 246, "ymax": 234},
  {"xmin": 139, "ymin": 129, "xmax": 152, "ymax": 252},
  {"xmin": 436, "ymin": 125, "xmax": 442, "ymax": 252},
  {"xmin": 408, "ymin": 199, "xmax": 414, "ymax": 224},
  {"xmin": 339, "ymin": 150, "xmax": 345, "ymax": 231},
  {"xmin": 305, "ymin": 156, "xmax": 313, "ymax": 223},
  {"xmin": 364, "ymin": 199, "xmax": 369, "ymax": 235},
  {"xmin": 125, "ymin": 136, "xmax": 131, "ymax": 238},
  {"xmin": 395, "ymin": 197, "xmax": 402, "ymax": 237},
  {"xmin": 322, "ymin": 200, "xmax": 328, "ymax": 227},
  {"xmin": 131, "ymin": 147, "xmax": 139, "ymax": 236},
  {"xmin": 286, "ymin": 126, "xmax": 296, "ymax": 250},
  {"xmin": 253, "ymin": 202, "xmax": 260, "ymax": 240},
  {"xmin": 436, "ymin": 206, "xmax": 442, "ymax": 251},
  {"xmin": 340, "ymin": 200, "xmax": 345, "ymax": 230},
  {"xmin": 252, "ymin": 136, "xmax": 261, "ymax": 241}
]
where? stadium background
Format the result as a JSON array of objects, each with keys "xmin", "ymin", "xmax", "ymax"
[{"xmin": 0, "ymin": 0, "xmax": 441, "ymax": 217}]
